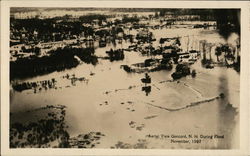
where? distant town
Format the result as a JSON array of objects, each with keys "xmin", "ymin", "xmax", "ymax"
[{"xmin": 10, "ymin": 8, "xmax": 240, "ymax": 80}]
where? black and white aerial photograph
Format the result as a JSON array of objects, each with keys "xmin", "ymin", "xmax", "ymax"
[{"xmin": 9, "ymin": 7, "xmax": 240, "ymax": 150}]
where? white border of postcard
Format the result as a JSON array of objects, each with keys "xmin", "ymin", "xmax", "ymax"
[{"xmin": 1, "ymin": 1, "xmax": 250, "ymax": 156}]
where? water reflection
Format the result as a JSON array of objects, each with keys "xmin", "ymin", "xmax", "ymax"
[
  {"xmin": 141, "ymin": 73, "xmax": 152, "ymax": 96},
  {"xmin": 141, "ymin": 86, "xmax": 151, "ymax": 96}
]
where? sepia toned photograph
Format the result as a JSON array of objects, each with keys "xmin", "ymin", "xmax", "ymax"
[{"xmin": 1, "ymin": 1, "xmax": 249, "ymax": 155}]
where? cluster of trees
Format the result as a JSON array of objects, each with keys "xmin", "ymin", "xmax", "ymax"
[
  {"xmin": 106, "ymin": 49, "xmax": 124, "ymax": 62},
  {"xmin": 171, "ymin": 63, "xmax": 191, "ymax": 80},
  {"xmin": 200, "ymin": 41, "xmax": 240, "ymax": 72},
  {"xmin": 11, "ymin": 13, "xmax": 137, "ymax": 43},
  {"xmin": 215, "ymin": 44, "xmax": 240, "ymax": 72},
  {"xmin": 12, "ymin": 78, "xmax": 56, "ymax": 92},
  {"xmin": 21, "ymin": 46, "xmax": 41, "ymax": 55},
  {"xmin": 10, "ymin": 47, "xmax": 97, "ymax": 79},
  {"xmin": 122, "ymin": 16, "xmax": 140, "ymax": 23},
  {"xmin": 95, "ymin": 27, "xmax": 124, "ymax": 38},
  {"xmin": 10, "ymin": 14, "xmax": 109, "ymax": 42},
  {"xmin": 79, "ymin": 14, "xmax": 108, "ymax": 24},
  {"xmin": 10, "ymin": 106, "xmax": 69, "ymax": 148},
  {"xmin": 215, "ymin": 9, "xmax": 240, "ymax": 38}
]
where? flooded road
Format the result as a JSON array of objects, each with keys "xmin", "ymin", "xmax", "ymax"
[{"xmin": 10, "ymin": 26, "xmax": 239, "ymax": 149}]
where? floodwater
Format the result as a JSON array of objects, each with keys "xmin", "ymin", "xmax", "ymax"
[{"xmin": 10, "ymin": 25, "xmax": 239, "ymax": 149}]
